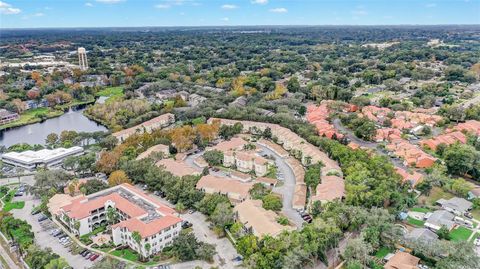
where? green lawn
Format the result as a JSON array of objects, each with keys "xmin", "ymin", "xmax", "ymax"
[
  {"xmin": 3, "ymin": 201, "xmax": 25, "ymax": 212},
  {"xmin": 374, "ymin": 247, "xmax": 392, "ymax": 259},
  {"xmin": 111, "ymin": 249, "xmax": 139, "ymax": 262},
  {"xmin": 470, "ymin": 232, "xmax": 480, "ymax": 242},
  {"xmin": 96, "ymin": 86, "xmax": 124, "ymax": 98},
  {"xmin": 411, "ymin": 207, "xmax": 431, "ymax": 213},
  {"xmin": 406, "ymin": 217, "xmax": 425, "ymax": 227},
  {"xmin": 0, "ymin": 107, "xmax": 63, "ymax": 131},
  {"xmin": 419, "ymin": 187, "xmax": 455, "ymax": 206},
  {"xmin": 471, "ymin": 209, "xmax": 480, "ymax": 220},
  {"xmin": 449, "ymin": 227, "xmax": 473, "ymax": 242}
]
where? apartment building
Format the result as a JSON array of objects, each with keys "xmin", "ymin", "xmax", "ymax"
[
  {"xmin": 53, "ymin": 183, "xmax": 182, "ymax": 259},
  {"xmin": 196, "ymin": 174, "xmax": 253, "ymax": 204},
  {"xmin": 112, "ymin": 113, "xmax": 175, "ymax": 143},
  {"xmin": 0, "ymin": 109, "xmax": 19, "ymax": 125},
  {"xmin": 224, "ymin": 150, "xmax": 269, "ymax": 176}
]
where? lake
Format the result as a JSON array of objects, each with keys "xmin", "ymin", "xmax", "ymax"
[{"xmin": 0, "ymin": 108, "xmax": 108, "ymax": 147}]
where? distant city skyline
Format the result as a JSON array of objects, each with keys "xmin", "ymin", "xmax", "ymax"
[{"xmin": 0, "ymin": 0, "xmax": 479, "ymax": 29}]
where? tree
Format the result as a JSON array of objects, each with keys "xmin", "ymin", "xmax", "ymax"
[
  {"xmin": 131, "ymin": 231, "xmax": 143, "ymax": 259},
  {"xmin": 210, "ymin": 202, "xmax": 234, "ymax": 228},
  {"xmin": 44, "ymin": 257, "xmax": 69, "ymax": 269},
  {"xmin": 287, "ymin": 76, "xmax": 300, "ymax": 92},
  {"xmin": 108, "ymin": 170, "xmax": 131, "ymax": 186},
  {"xmin": 262, "ymin": 194, "xmax": 282, "ymax": 211},
  {"xmin": 343, "ymin": 238, "xmax": 373, "ymax": 267},
  {"xmin": 444, "ymin": 144, "xmax": 479, "ymax": 179},
  {"xmin": 170, "ymin": 125, "xmax": 197, "ymax": 152},
  {"xmin": 106, "ymin": 207, "xmax": 120, "ymax": 225},
  {"xmin": 32, "ymin": 170, "xmax": 73, "ymax": 197},
  {"xmin": 80, "ymin": 179, "xmax": 108, "ymax": 195},
  {"xmin": 249, "ymin": 183, "xmax": 269, "ymax": 199},
  {"xmin": 437, "ymin": 226, "xmax": 451, "ymax": 240},
  {"xmin": 203, "ymin": 150, "xmax": 224, "ymax": 166},
  {"xmin": 236, "ymin": 235, "xmax": 258, "ymax": 257},
  {"xmin": 304, "ymin": 163, "xmax": 323, "ymax": 189}
]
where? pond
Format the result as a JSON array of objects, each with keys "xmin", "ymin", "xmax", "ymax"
[{"xmin": 0, "ymin": 107, "xmax": 108, "ymax": 147}]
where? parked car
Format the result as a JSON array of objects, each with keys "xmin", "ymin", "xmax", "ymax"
[
  {"xmin": 182, "ymin": 221, "xmax": 193, "ymax": 229},
  {"xmin": 82, "ymin": 251, "xmax": 90, "ymax": 257},
  {"xmin": 37, "ymin": 215, "xmax": 48, "ymax": 222},
  {"xmin": 474, "ymin": 238, "xmax": 480, "ymax": 246},
  {"xmin": 31, "ymin": 209, "xmax": 41, "ymax": 215},
  {"xmin": 464, "ymin": 212, "xmax": 473, "ymax": 219},
  {"xmin": 90, "ymin": 254, "xmax": 100, "ymax": 261}
]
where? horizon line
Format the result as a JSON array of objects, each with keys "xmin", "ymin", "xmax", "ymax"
[{"xmin": 1, "ymin": 23, "xmax": 480, "ymax": 31}]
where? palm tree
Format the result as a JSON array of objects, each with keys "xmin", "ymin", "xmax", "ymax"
[{"xmin": 131, "ymin": 231, "xmax": 143, "ymax": 261}]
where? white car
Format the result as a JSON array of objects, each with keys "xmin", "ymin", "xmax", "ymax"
[{"xmin": 474, "ymin": 238, "xmax": 480, "ymax": 246}]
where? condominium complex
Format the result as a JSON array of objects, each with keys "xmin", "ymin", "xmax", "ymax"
[
  {"xmin": 112, "ymin": 113, "xmax": 175, "ymax": 142},
  {"xmin": 52, "ymin": 183, "xmax": 182, "ymax": 258},
  {"xmin": 1, "ymin": 146, "xmax": 84, "ymax": 170},
  {"xmin": 0, "ymin": 109, "xmax": 19, "ymax": 125}
]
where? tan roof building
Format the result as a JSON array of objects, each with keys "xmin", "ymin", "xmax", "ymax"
[
  {"xmin": 208, "ymin": 137, "xmax": 247, "ymax": 152},
  {"xmin": 156, "ymin": 158, "xmax": 202, "ymax": 177},
  {"xmin": 311, "ymin": 176, "xmax": 345, "ymax": 203},
  {"xmin": 196, "ymin": 175, "xmax": 253, "ymax": 204},
  {"xmin": 112, "ymin": 113, "xmax": 175, "ymax": 143},
  {"xmin": 136, "ymin": 144, "xmax": 170, "ymax": 160},
  {"xmin": 384, "ymin": 252, "xmax": 420, "ymax": 269},
  {"xmin": 47, "ymin": 193, "xmax": 84, "ymax": 216},
  {"xmin": 234, "ymin": 199, "xmax": 295, "ymax": 238}
]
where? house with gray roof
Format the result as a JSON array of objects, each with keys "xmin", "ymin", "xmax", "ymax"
[
  {"xmin": 405, "ymin": 228, "xmax": 438, "ymax": 243},
  {"xmin": 424, "ymin": 210, "xmax": 455, "ymax": 231},
  {"xmin": 436, "ymin": 197, "xmax": 472, "ymax": 216}
]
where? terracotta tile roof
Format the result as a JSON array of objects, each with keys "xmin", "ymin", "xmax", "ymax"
[
  {"xmin": 384, "ymin": 252, "xmax": 420, "ymax": 269},
  {"xmin": 156, "ymin": 158, "xmax": 201, "ymax": 177},
  {"xmin": 112, "ymin": 215, "xmax": 181, "ymax": 239},
  {"xmin": 196, "ymin": 175, "xmax": 253, "ymax": 200},
  {"xmin": 453, "ymin": 120, "xmax": 480, "ymax": 136},
  {"xmin": 387, "ymin": 139, "xmax": 437, "ymax": 168},
  {"xmin": 255, "ymin": 177, "xmax": 278, "ymax": 185},
  {"xmin": 420, "ymin": 131, "xmax": 467, "ymax": 150},
  {"xmin": 311, "ymin": 176, "xmax": 345, "ymax": 202},
  {"xmin": 395, "ymin": 167, "xmax": 423, "ymax": 187},
  {"xmin": 234, "ymin": 199, "xmax": 295, "ymax": 237},
  {"xmin": 306, "ymin": 103, "xmax": 344, "ymax": 139},
  {"xmin": 293, "ymin": 183, "xmax": 307, "ymax": 209},
  {"xmin": 208, "ymin": 137, "xmax": 247, "ymax": 152},
  {"xmin": 136, "ymin": 144, "xmax": 169, "ymax": 160}
]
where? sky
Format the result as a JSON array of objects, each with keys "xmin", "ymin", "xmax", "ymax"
[{"xmin": 0, "ymin": 0, "xmax": 479, "ymax": 29}]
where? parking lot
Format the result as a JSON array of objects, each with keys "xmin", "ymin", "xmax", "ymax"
[{"xmin": 11, "ymin": 195, "xmax": 98, "ymax": 269}]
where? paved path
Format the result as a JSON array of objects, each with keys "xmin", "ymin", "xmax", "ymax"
[
  {"xmin": 0, "ymin": 242, "xmax": 19, "ymax": 269},
  {"xmin": 0, "ymin": 176, "xmax": 35, "ymax": 187},
  {"xmin": 257, "ymin": 145, "xmax": 304, "ymax": 228}
]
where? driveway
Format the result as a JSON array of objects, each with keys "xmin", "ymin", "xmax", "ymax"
[
  {"xmin": 149, "ymin": 194, "xmax": 238, "ymax": 269},
  {"xmin": 10, "ymin": 195, "xmax": 95, "ymax": 269},
  {"xmin": 257, "ymin": 145, "xmax": 304, "ymax": 228},
  {"xmin": 0, "ymin": 175, "xmax": 35, "ymax": 187}
]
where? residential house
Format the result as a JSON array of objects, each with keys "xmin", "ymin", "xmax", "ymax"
[
  {"xmin": 424, "ymin": 210, "xmax": 455, "ymax": 231},
  {"xmin": 395, "ymin": 168, "xmax": 424, "ymax": 188},
  {"xmin": 384, "ymin": 252, "xmax": 420, "ymax": 269},
  {"xmin": 224, "ymin": 150, "xmax": 270, "ymax": 177},
  {"xmin": 405, "ymin": 228, "xmax": 438, "ymax": 243},
  {"xmin": 0, "ymin": 109, "xmax": 19, "ymax": 125},
  {"xmin": 386, "ymin": 139, "xmax": 437, "ymax": 168},
  {"xmin": 421, "ymin": 131, "xmax": 467, "ymax": 151},
  {"xmin": 436, "ymin": 197, "xmax": 472, "ymax": 216}
]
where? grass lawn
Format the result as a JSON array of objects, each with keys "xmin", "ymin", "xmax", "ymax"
[
  {"xmin": 406, "ymin": 217, "xmax": 425, "ymax": 227},
  {"xmin": 96, "ymin": 86, "xmax": 124, "ymax": 98},
  {"xmin": 471, "ymin": 209, "xmax": 480, "ymax": 220},
  {"xmin": 374, "ymin": 247, "xmax": 392, "ymax": 259},
  {"xmin": 470, "ymin": 232, "xmax": 480, "ymax": 242},
  {"xmin": 449, "ymin": 227, "xmax": 473, "ymax": 242},
  {"xmin": 418, "ymin": 187, "xmax": 455, "ymax": 206},
  {"xmin": 111, "ymin": 249, "xmax": 139, "ymax": 262},
  {"xmin": 411, "ymin": 207, "xmax": 431, "ymax": 213},
  {"xmin": 0, "ymin": 107, "xmax": 63, "ymax": 131},
  {"xmin": 3, "ymin": 201, "xmax": 25, "ymax": 212}
]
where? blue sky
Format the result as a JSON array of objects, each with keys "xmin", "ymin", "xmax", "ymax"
[{"xmin": 0, "ymin": 0, "xmax": 479, "ymax": 28}]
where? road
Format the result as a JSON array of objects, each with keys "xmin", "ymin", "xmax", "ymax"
[
  {"xmin": 257, "ymin": 145, "xmax": 304, "ymax": 228},
  {"xmin": 0, "ymin": 242, "xmax": 19, "ymax": 269},
  {"xmin": 0, "ymin": 175, "xmax": 35, "ymax": 187},
  {"xmin": 149, "ymin": 194, "xmax": 238, "ymax": 269}
]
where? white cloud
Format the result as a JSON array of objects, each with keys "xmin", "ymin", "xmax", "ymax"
[
  {"xmin": 0, "ymin": 1, "xmax": 21, "ymax": 14},
  {"xmin": 251, "ymin": 0, "xmax": 268, "ymax": 4},
  {"xmin": 155, "ymin": 4, "xmax": 170, "ymax": 9},
  {"xmin": 85, "ymin": 2, "xmax": 94, "ymax": 7},
  {"xmin": 221, "ymin": 17, "xmax": 229, "ymax": 21},
  {"xmin": 269, "ymin": 7, "xmax": 287, "ymax": 13},
  {"xmin": 221, "ymin": 4, "xmax": 237, "ymax": 10},
  {"xmin": 95, "ymin": 0, "xmax": 124, "ymax": 3},
  {"xmin": 33, "ymin": 12, "xmax": 44, "ymax": 17},
  {"xmin": 425, "ymin": 3, "xmax": 437, "ymax": 8}
]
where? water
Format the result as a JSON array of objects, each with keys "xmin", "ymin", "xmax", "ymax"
[{"xmin": 0, "ymin": 108, "xmax": 108, "ymax": 147}]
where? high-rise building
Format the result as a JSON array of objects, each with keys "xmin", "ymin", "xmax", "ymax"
[{"xmin": 77, "ymin": 47, "xmax": 88, "ymax": 70}]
